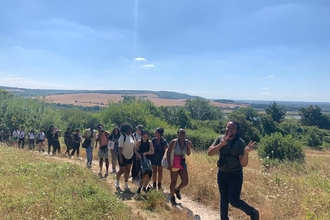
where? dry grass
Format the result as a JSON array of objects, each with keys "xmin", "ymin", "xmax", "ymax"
[{"xmin": 45, "ymin": 93, "xmax": 246, "ymax": 108}]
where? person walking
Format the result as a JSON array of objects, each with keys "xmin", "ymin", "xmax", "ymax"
[
  {"xmin": 46, "ymin": 126, "xmax": 55, "ymax": 155},
  {"xmin": 95, "ymin": 125, "xmax": 110, "ymax": 178},
  {"xmin": 109, "ymin": 127, "xmax": 121, "ymax": 173},
  {"xmin": 167, "ymin": 128, "xmax": 192, "ymax": 205},
  {"xmin": 82, "ymin": 124, "xmax": 97, "ymax": 168},
  {"xmin": 151, "ymin": 127, "xmax": 168, "ymax": 190},
  {"xmin": 131, "ymin": 125, "xmax": 143, "ymax": 181},
  {"xmin": 71, "ymin": 129, "xmax": 81, "ymax": 159},
  {"xmin": 53, "ymin": 129, "xmax": 61, "ymax": 156},
  {"xmin": 116, "ymin": 123, "xmax": 136, "ymax": 190},
  {"xmin": 64, "ymin": 127, "xmax": 73, "ymax": 157},
  {"xmin": 134, "ymin": 130, "xmax": 154, "ymax": 194},
  {"xmin": 207, "ymin": 120, "xmax": 259, "ymax": 220}
]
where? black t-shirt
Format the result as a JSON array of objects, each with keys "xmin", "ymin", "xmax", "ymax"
[
  {"xmin": 47, "ymin": 130, "xmax": 54, "ymax": 141},
  {"xmin": 138, "ymin": 140, "xmax": 153, "ymax": 161},
  {"xmin": 64, "ymin": 131, "xmax": 72, "ymax": 144},
  {"xmin": 72, "ymin": 134, "xmax": 81, "ymax": 146}
]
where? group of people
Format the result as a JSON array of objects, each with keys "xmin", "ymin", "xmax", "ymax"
[{"xmin": 1, "ymin": 120, "xmax": 259, "ymax": 220}]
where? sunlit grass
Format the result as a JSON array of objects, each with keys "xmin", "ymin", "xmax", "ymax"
[{"xmin": 0, "ymin": 146, "xmax": 134, "ymax": 220}]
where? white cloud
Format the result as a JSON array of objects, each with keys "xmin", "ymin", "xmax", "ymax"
[
  {"xmin": 142, "ymin": 64, "xmax": 154, "ymax": 68},
  {"xmin": 268, "ymin": 75, "xmax": 274, "ymax": 78},
  {"xmin": 261, "ymin": 92, "xmax": 272, "ymax": 96},
  {"xmin": 134, "ymin": 57, "xmax": 146, "ymax": 61},
  {"xmin": 261, "ymin": 87, "xmax": 270, "ymax": 90}
]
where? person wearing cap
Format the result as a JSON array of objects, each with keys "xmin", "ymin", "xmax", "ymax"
[{"xmin": 131, "ymin": 125, "xmax": 143, "ymax": 181}]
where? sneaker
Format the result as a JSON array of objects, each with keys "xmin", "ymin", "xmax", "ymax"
[
  {"xmin": 170, "ymin": 196, "xmax": 177, "ymax": 205},
  {"xmin": 115, "ymin": 180, "xmax": 120, "ymax": 188},
  {"xmin": 250, "ymin": 208, "xmax": 259, "ymax": 220},
  {"xmin": 175, "ymin": 188, "xmax": 181, "ymax": 200},
  {"xmin": 153, "ymin": 182, "xmax": 157, "ymax": 189},
  {"xmin": 98, "ymin": 172, "xmax": 102, "ymax": 178},
  {"xmin": 104, "ymin": 173, "xmax": 108, "ymax": 178},
  {"xmin": 124, "ymin": 183, "xmax": 130, "ymax": 190},
  {"xmin": 136, "ymin": 188, "xmax": 141, "ymax": 195},
  {"xmin": 111, "ymin": 170, "xmax": 116, "ymax": 174}
]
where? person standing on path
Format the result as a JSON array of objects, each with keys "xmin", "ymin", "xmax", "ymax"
[
  {"xmin": 82, "ymin": 124, "xmax": 97, "ymax": 168},
  {"xmin": 151, "ymin": 127, "xmax": 168, "ymax": 190},
  {"xmin": 53, "ymin": 129, "xmax": 61, "ymax": 156},
  {"xmin": 109, "ymin": 127, "xmax": 121, "ymax": 173},
  {"xmin": 95, "ymin": 125, "xmax": 110, "ymax": 178},
  {"xmin": 131, "ymin": 125, "xmax": 143, "ymax": 181},
  {"xmin": 71, "ymin": 129, "xmax": 81, "ymax": 159},
  {"xmin": 36, "ymin": 129, "xmax": 46, "ymax": 153},
  {"xmin": 64, "ymin": 127, "xmax": 73, "ymax": 157},
  {"xmin": 207, "ymin": 120, "xmax": 259, "ymax": 220},
  {"xmin": 116, "ymin": 123, "xmax": 136, "ymax": 190},
  {"xmin": 46, "ymin": 126, "xmax": 55, "ymax": 155},
  {"xmin": 134, "ymin": 130, "xmax": 154, "ymax": 194},
  {"xmin": 12, "ymin": 127, "xmax": 20, "ymax": 148},
  {"xmin": 28, "ymin": 129, "xmax": 36, "ymax": 150},
  {"xmin": 18, "ymin": 126, "xmax": 26, "ymax": 149},
  {"xmin": 167, "ymin": 128, "xmax": 193, "ymax": 205}
]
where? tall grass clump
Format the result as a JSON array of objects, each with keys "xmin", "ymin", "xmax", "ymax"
[{"xmin": 0, "ymin": 146, "xmax": 133, "ymax": 220}]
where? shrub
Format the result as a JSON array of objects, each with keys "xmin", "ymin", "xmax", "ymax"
[{"xmin": 258, "ymin": 132, "xmax": 305, "ymax": 162}]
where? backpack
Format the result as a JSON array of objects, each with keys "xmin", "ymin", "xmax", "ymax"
[
  {"xmin": 123, "ymin": 134, "xmax": 135, "ymax": 142},
  {"xmin": 140, "ymin": 155, "xmax": 152, "ymax": 175}
]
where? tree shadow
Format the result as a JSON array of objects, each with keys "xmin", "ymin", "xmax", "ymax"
[
  {"xmin": 165, "ymin": 194, "xmax": 202, "ymax": 220},
  {"xmin": 114, "ymin": 187, "xmax": 136, "ymax": 200}
]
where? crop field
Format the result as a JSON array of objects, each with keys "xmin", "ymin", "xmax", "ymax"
[{"xmin": 45, "ymin": 93, "xmax": 246, "ymax": 108}]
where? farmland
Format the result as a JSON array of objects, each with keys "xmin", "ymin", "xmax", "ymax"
[{"xmin": 45, "ymin": 92, "xmax": 246, "ymax": 108}]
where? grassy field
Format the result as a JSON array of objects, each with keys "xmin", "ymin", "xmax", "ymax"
[
  {"xmin": 2, "ymin": 142, "xmax": 330, "ymax": 220},
  {"xmin": 0, "ymin": 146, "xmax": 135, "ymax": 220},
  {"xmin": 45, "ymin": 93, "xmax": 246, "ymax": 108},
  {"xmin": 161, "ymin": 148, "xmax": 330, "ymax": 220}
]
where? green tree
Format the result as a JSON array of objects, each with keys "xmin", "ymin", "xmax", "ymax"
[
  {"xmin": 258, "ymin": 132, "xmax": 305, "ymax": 162},
  {"xmin": 299, "ymin": 105, "xmax": 323, "ymax": 127},
  {"xmin": 184, "ymin": 98, "xmax": 222, "ymax": 121},
  {"xmin": 265, "ymin": 102, "xmax": 286, "ymax": 123}
]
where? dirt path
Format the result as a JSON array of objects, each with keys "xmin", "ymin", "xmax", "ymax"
[{"xmin": 47, "ymin": 154, "xmax": 221, "ymax": 220}]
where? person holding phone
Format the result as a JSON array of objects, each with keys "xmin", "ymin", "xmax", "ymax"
[{"xmin": 207, "ymin": 120, "xmax": 259, "ymax": 220}]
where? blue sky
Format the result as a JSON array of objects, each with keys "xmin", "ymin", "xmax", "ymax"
[{"xmin": 0, "ymin": 0, "xmax": 329, "ymax": 102}]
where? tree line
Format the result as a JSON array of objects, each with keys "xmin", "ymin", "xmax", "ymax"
[{"xmin": 1, "ymin": 89, "xmax": 330, "ymax": 165}]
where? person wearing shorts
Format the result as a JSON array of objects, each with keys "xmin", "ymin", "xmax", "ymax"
[
  {"xmin": 166, "ymin": 128, "xmax": 193, "ymax": 205},
  {"xmin": 116, "ymin": 123, "xmax": 136, "ymax": 189},
  {"xmin": 95, "ymin": 125, "xmax": 110, "ymax": 178},
  {"xmin": 36, "ymin": 129, "xmax": 46, "ymax": 152}
]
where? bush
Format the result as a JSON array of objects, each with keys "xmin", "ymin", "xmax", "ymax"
[
  {"xmin": 304, "ymin": 127, "xmax": 323, "ymax": 148},
  {"xmin": 258, "ymin": 132, "xmax": 305, "ymax": 162}
]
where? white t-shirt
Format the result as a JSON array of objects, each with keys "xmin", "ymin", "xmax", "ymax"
[
  {"xmin": 28, "ymin": 133, "xmax": 35, "ymax": 139},
  {"xmin": 37, "ymin": 132, "xmax": 45, "ymax": 140},
  {"xmin": 13, "ymin": 130, "xmax": 19, "ymax": 138},
  {"xmin": 118, "ymin": 134, "xmax": 136, "ymax": 159},
  {"xmin": 19, "ymin": 131, "xmax": 25, "ymax": 138}
]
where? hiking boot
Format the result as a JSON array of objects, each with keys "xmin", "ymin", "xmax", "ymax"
[
  {"xmin": 250, "ymin": 208, "xmax": 259, "ymax": 220},
  {"xmin": 170, "ymin": 196, "xmax": 177, "ymax": 205},
  {"xmin": 175, "ymin": 188, "xmax": 181, "ymax": 200}
]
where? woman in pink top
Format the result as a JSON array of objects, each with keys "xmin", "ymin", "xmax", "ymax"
[{"xmin": 95, "ymin": 125, "xmax": 110, "ymax": 178}]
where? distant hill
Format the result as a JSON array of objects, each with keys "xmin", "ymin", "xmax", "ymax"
[{"xmin": 0, "ymin": 86, "xmax": 200, "ymax": 100}]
